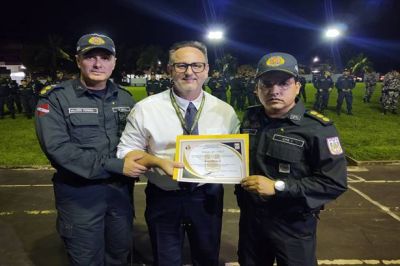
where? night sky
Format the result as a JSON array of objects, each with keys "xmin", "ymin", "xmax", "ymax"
[{"xmin": 2, "ymin": 0, "xmax": 400, "ymax": 72}]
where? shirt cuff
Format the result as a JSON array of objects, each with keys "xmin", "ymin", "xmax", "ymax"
[{"xmin": 104, "ymin": 157, "xmax": 124, "ymax": 175}]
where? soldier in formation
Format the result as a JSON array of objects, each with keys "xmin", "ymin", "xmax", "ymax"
[
  {"xmin": 336, "ymin": 69, "xmax": 356, "ymax": 115},
  {"xmin": 381, "ymin": 70, "xmax": 400, "ymax": 114},
  {"xmin": 363, "ymin": 69, "xmax": 378, "ymax": 103},
  {"xmin": 313, "ymin": 71, "xmax": 333, "ymax": 113}
]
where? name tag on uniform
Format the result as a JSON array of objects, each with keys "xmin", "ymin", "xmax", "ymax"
[
  {"xmin": 112, "ymin": 107, "xmax": 131, "ymax": 112},
  {"xmin": 273, "ymin": 134, "xmax": 304, "ymax": 147},
  {"xmin": 69, "ymin": 108, "xmax": 98, "ymax": 114}
]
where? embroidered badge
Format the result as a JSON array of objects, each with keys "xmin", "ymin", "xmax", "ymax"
[
  {"xmin": 36, "ymin": 103, "xmax": 50, "ymax": 116},
  {"xmin": 326, "ymin": 137, "xmax": 343, "ymax": 155},
  {"xmin": 266, "ymin": 56, "xmax": 285, "ymax": 67},
  {"xmin": 273, "ymin": 134, "xmax": 304, "ymax": 147},
  {"xmin": 69, "ymin": 108, "xmax": 98, "ymax": 114}
]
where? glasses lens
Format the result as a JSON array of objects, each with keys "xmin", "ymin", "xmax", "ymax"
[{"xmin": 173, "ymin": 63, "xmax": 205, "ymax": 73}]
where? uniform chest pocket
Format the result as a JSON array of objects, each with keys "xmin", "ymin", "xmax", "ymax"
[
  {"xmin": 266, "ymin": 141, "xmax": 303, "ymax": 163},
  {"xmin": 69, "ymin": 113, "xmax": 100, "ymax": 143}
]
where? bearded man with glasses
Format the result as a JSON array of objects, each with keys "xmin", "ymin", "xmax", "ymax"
[
  {"xmin": 117, "ymin": 41, "xmax": 239, "ymax": 266},
  {"xmin": 236, "ymin": 52, "xmax": 347, "ymax": 266}
]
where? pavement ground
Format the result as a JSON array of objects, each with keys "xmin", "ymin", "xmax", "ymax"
[{"xmin": 0, "ymin": 164, "xmax": 399, "ymax": 266}]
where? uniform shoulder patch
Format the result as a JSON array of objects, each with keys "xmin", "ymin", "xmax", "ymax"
[
  {"xmin": 118, "ymin": 85, "xmax": 133, "ymax": 96},
  {"xmin": 305, "ymin": 110, "xmax": 333, "ymax": 126}
]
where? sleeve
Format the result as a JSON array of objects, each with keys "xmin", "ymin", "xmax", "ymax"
[
  {"xmin": 35, "ymin": 94, "xmax": 123, "ymax": 179},
  {"xmin": 117, "ymin": 103, "xmax": 148, "ymax": 159},
  {"xmin": 278, "ymin": 125, "xmax": 348, "ymax": 209}
]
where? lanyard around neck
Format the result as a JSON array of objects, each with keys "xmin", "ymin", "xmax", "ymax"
[{"xmin": 169, "ymin": 89, "xmax": 205, "ymax": 134}]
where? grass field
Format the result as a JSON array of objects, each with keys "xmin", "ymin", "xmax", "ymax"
[{"xmin": 0, "ymin": 82, "xmax": 399, "ymax": 166}]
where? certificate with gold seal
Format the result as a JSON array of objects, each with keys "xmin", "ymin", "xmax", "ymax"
[{"xmin": 173, "ymin": 134, "xmax": 249, "ymax": 184}]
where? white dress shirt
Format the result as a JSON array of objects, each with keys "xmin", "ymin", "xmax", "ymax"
[{"xmin": 117, "ymin": 89, "xmax": 240, "ymax": 190}]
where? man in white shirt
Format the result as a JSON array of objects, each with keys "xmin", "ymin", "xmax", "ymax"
[{"xmin": 117, "ymin": 41, "xmax": 239, "ymax": 266}]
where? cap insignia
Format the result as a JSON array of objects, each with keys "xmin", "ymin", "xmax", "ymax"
[
  {"xmin": 266, "ymin": 56, "xmax": 285, "ymax": 67},
  {"xmin": 88, "ymin": 36, "xmax": 105, "ymax": 45}
]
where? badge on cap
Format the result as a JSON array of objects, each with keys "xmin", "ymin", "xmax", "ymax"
[
  {"xmin": 326, "ymin": 137, "xmax": 343, "ymax": 155},
  {"xmin": 266, "ymin": 56, "xmax": 285, "ymax": 67},
  {"xmin": 88, "ymin": 36, "xmax": 105, "ymax": 45}
]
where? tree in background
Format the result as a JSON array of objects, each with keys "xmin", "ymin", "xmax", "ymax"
[
  {"xmin": 347, "ymin": 53, "xmax": 374, "ymax": 76},
  {"xmin": 21, "ymin": 34, "xmax": 73, "ymax": 78}
]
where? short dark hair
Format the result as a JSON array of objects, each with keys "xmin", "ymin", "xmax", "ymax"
[{"xmin": 168, "ymin": 41, "xmax": 208, "ymax": 64}]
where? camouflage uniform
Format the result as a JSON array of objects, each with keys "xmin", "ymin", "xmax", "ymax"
[
  {"xmin": 381, "ymin": 71, "xmax": 400, "ymax": 114},
  {"xmin": 363, "ymin": 72, "xmax": 378, "ymax": 103}
]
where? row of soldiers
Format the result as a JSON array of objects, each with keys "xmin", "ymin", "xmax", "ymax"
[
  {"xmin": 145, "ymin": 69, "xmax": 400, "ymax": 115},
  {"xmin": 0, "ymin": 77, "xmax": 52, "ymax": 119}
]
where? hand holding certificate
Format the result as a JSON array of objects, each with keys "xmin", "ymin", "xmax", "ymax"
[{"xmin": 173, "ymin": 134, "xmax": 249, "ymax": 184}]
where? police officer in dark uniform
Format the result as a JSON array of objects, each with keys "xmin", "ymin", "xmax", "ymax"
[
  {"xmin": 159, "ymin": 73, "xmax": 172, "ymax": 91},
  {"xmin": 245, "ymin": 74, "xmax": 257, "ymax": 106},
  {"xmin": 208, "ymin": 71, "xmax": 228, "ymax": 102},
  {"xmin": 19, "ymin": 79, "xmax": 35, "ymax": 119},
  {"xmin": 230, "ymin": 73, "xmax": 245, "ymax": 110},
  {"xmin": 146, "ymin": 72, "xmax": 161, "ymax": 96},
  {"xmin": 236, "ymin": 52, "xmax": 347, "ymax": 266},
  {"xmin": 35, "ymin": 33, "xmax": 147, "ymax": 266},
  {"xmin": 298, "ymin": 75, "xmax": 307, "ymax": 103},
  {"xmin": 31, "ymin": 77, "xmax": 44, "ymax": 106},
  {"xmin": 9, "ymin": 79, "xmax": 22, "ymax": 114},
  {"xmin": 0, "ymin": 78, "xmax": 15, "ymax": 119},
  {"xmin": 314, "ymin": 71, "xmax": 333, "ymax": 113},
  {"xmin": 336, "ymin": 69, "xmax": 356, "ymax": 115}
]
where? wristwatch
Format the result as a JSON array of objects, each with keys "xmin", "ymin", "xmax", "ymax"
[{"xmin": 274, "ymin": 180, "xmax": 286, "ymax": 192}]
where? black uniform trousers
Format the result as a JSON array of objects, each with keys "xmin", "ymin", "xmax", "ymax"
[
  {"xmin": 237, "ymin": 193, "xmax": 318, "ymax": 266},
  {"xmin": 53, "ymin": 176, "xmax": 134, "ymax": 266},
  {"xmin": 144, "ymin": 182, "xmax": 223, "ymax": 266},
  {"xmin": 336, "ymin": 91, "xmax": 353, "ymax": 113}
]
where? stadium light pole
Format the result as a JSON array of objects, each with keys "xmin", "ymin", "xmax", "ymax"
[
  {"xmin": 206, "ymin": 29, "xmax": 225, "ymax": 72},
  {"xmin": 323, "ymin": 24, "xmax": 346, "ymax": 72}
]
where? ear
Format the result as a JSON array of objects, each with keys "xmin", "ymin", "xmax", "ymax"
[
  {"xmin": 167, "ymin": 64, "xmax": 173, "ymax": 75},
  {"xmin": 75, "ymin": 55, "xmax": 81, "ymax": 69},
  {"xmin": 295, "ymin": 81, "xmax": 301, "ymax": 95}
]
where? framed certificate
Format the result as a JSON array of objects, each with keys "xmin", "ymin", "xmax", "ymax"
[{"xmin": 173, "ymin": 134, "xmax": 249, "ymax": 184}]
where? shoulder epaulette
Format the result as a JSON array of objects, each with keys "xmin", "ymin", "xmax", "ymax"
[
  {"xmin": 118, "ymin": 85, "xmax": 133, "ymax": 96},
  {"xmin": 39, "ymin": 85, "xmax": 61, "ymax": 97},
  {"xmin": 305, "ymin": 110, "xmax": 333, "ymax": 126}
]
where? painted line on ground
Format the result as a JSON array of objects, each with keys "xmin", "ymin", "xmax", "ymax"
[
  {"xmin": 349, "ymin": 184, "xmax": 400, "ymax": 222},
  {"xmin": 224, "ymin": 260, "xmax": 400, "ymax": 265},
  {"xmin": 0, "ymin": 209, "xmax": 240, "ymax": 216}
]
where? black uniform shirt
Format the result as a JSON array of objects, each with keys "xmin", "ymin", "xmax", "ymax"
[
  {"xmin": 35, "ymin": 79, "xmax": 135, "ymax": 182},
  {"xmin": 241, "ymin": 100, "xmax": 347, "ymax": 213}
]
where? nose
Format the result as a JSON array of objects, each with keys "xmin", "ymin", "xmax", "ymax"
[
  {"xmin": 93, "ymin": 57, "xmax": 102, "ymax": 68},
  {"xmin": 269, "ymin": 84, "xmax": 281, "ymax": 95},
  {"xmin": 184, "ymin": 65, "xmax": 194, "ymax": 75}
]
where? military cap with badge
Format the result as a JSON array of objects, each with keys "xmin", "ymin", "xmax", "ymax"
[{"xmin": 76, "ymin": 33, "xmax": 116, "ymax": 55}]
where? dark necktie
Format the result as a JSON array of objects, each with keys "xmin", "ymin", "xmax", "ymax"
[
  {"xmin": 185, "ymin": 102, "xmax": 198, "ymax": 135},
  {"xmin": 180, "ymin": 102, "xmax": 199, "ymax": 191}
]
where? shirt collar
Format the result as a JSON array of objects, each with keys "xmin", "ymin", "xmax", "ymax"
[
  {"xmin": 283, "ymin": 99, "xmax": 305, "ymax": 125},
  {"xmin": 171, "ymin": 89, "xmax": 204, "ymax": 111},
  {"xmin": 73, "ymin": 79, "xmax": 117, "ymax": 98}
]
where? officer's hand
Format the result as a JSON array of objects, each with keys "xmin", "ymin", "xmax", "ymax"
[
  {"xmin": 240, "ymin": 175, "xmax": 276, "ymax": 196},
  {"xmin": 158, "ymin": 159, "xmax": 184, "ymax": 176},
  {"xmin": 123, "ymin": 152, "xmax": 148, "ymax": 178}
]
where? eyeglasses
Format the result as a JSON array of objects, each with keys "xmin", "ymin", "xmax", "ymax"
[
  {"xmin": 172, "ymin": 62, "xmax": 207, "ymax": 73},
  {"xmin": 257, "ymin": 78, "xmax": 296, "ymax": 91}
]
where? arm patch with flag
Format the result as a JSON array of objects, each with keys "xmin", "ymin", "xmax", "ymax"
[{"xmin": 36, "ymin": 103, "xmax": 50, "ymax": 116}]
